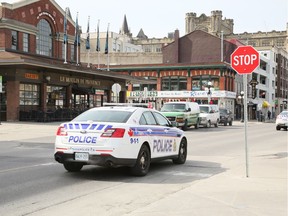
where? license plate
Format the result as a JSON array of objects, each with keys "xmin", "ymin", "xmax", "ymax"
[{"xmin": 75, "ymin": 152, "xmax": 89, "ymax": 161}]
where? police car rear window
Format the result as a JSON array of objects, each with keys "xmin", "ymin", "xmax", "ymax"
[{"xmin": 72, "ymin": 110, "xmax": 132, "ymax": 123}]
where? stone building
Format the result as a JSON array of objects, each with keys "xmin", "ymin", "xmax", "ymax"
[{"xmin": 185, "ymin": 10, "xmax": 234, "ymax": 36}]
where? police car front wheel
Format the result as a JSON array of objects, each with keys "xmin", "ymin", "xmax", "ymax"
[
  {"xmin": 173, "ymin": 138, "xmax": 187, "ymax": 164},
  {"xmin": 64, "ymin": 162, "xmax": 84, "ymax": 172}
]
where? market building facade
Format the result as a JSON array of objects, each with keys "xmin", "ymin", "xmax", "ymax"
[
  {"xmin": 110, "ymin": 30, "xmax": 238, "ymax": 113},
  {"xmin": 0, "ymin": 0, "xmax": 137, "ymax": 122}
]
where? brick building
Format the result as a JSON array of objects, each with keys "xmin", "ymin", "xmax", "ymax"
[
  {"xmin": 111, "ymin": 30, "xmax": 238, "ymax": 111},
  {"xmin": 0, "ymin": 0, "xmax": 139, "ymax": 121}
]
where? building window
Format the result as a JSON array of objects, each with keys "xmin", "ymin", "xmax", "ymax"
[
  {"xmin": 70, "ymin": 44, "xmax": 75, "ymax": 61},
  {"xmin": 11, "ymin": 30, "xmax": 18, "ymax": 50},
  {"xmin": 62, "ymin": 43, "xmax": 65, "ymax": 59},
  {"xmin": 161, "ymin": 76, "xmax": 187, "ymax": 91},
  {"xmin": 262, "ymin": 40, "xmax": 270, "ymax": 46},
  {"xmin": 46, "ymin": 86, "xmax": 66, "ymax": 109},
  {"xmin": 192, "ymin": 76, "xmax": 219, "ymax": 91},
  {"xmin": 276, "ymin": 40, "xmax": 284, "ymax": 47},
  {"xmin": 19, "ymin": 84, "xmax": 40, "ymax": 105},
  {"xmin": 36, "ymin": 19, "xmax": 52, "ymax": 56},
  {"xmin": 23, "ymin": 33, "xmax": 29, "ymax": 52},
  {"xmin": 141, "ymin": 77, "xmax": 157, "ymax": 91}
]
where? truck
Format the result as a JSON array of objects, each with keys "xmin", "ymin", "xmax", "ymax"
[{"xmin": 160, "ymin": 102, "xmax": 200, "ymax": 131}]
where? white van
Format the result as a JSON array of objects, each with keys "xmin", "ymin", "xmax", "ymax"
[{"xmin": 199, "ymin": 104, "xmax": 220, "ymax": 128}]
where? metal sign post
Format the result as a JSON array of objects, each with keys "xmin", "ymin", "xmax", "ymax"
[
  {"xmin": 231, "ymin": 46, "xmax": 260, "ymax": 178},
  {"xmin": 243, "ymin": 75, "xmax": 249, "ymax": 177}
]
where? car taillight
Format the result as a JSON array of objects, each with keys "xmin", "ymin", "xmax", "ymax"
[
  {"xmin": 56, "ymin": 126, "xmax": 67, "ymax": 136},
  {"xmin": 101, "ymin": 128, "xmax": 125, "ymax": 138}
]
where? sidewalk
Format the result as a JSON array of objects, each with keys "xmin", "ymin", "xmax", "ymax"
[{"xmin": 0, "ymin": 121, "xmax": 60, "ymax": 141}]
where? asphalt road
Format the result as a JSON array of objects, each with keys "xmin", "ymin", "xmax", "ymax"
[{"xmin": 0, "ymin": 121, "xmax": 286, "ymax": 216}]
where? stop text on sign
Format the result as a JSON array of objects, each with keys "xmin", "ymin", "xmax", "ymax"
[
  {"xmin": 230, "ymin": 46, "xmax": 260, "ymax": 74},
  {"xmin": 232, "ymin": 54, "xmax": 258, "ymax": 66}
]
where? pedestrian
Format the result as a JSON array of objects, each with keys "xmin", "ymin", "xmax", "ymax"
[{"xmin": 267, "ymin": 110, "xmax": 271, "ymax": 120}]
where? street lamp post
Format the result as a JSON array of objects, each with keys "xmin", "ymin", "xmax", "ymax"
[
  {"xmin": 238, "ymin": 91, "xmax": 244, "ymax": 122},
  {"xmin": 207, "ymin": 81, "xmax": 212, "ymax": 104}
]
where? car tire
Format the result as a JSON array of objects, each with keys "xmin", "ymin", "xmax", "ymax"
[
  {"xmin": 182, "ymin": 120, "xmax": 188, "ymax": 131},
  {"xmin": 229, "ymin": 120, "xmax": 233, "ymax": 126},
  {"xmin": 173, "ymin": 138, "xmax": 187, "ymax": 164},
  {"xmin": 224, "ymin": 122, "xmax": 227, "ymax": 126},
  {"xmin": 194, "ymin": 119, "xmax": 200, "ymax": 129},
  {"xmin": 63, "ymin": 162, "xmax": 83, "ymax": 172},
  {"xmin": 130, "ymin": 145, "xmax": 151, "ymax": 176},
  {"xmin": 214, "ymin": 120, "xmax": 219, "ymax": 127},
  {"xmin": 276, "ymin": 125, "xmax": 281, "ymax": 131},
  {"xmin": 206, "ymin": 120, "xmax": 211, "ymax": 128}
]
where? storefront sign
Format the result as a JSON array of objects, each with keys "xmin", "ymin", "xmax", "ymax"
[
  {"xmin": 127, "ymin": 90, "xmax": 236, "ymax": 99},
  {"xmin": 25, "ymin": 73, "xmax": 39, "ymax": 80},
  {"xmin": 128, "ymin": 91, "xmax": 158, "ymax": 98},
  {"xmin": 60, "ymin": 76, "xmax": 100, "ymax": 86}
]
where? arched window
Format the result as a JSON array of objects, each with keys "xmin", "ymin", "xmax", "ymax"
[{"xmin": 36, "ymin": 19, "xmax": 52, "ymax": 56}]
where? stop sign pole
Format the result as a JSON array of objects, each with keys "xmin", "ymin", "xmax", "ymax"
[{"xmin": 231, "ymin": 46, "xmax": 260, "ymax": 178}]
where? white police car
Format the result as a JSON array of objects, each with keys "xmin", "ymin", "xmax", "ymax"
[{"xmin": 54, "ymin": 106, "xmax": 187, "ymax": 176}]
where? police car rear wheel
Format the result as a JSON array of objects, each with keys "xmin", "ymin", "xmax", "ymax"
[
  {"xmin": 173, "ymin": 138, "xmax": 187, "ymax": 164},
  {"xmin": 63, "ymin": 162, "xmax": 83, "ymax": 172},
  {"xmin": 130, "ymin": 145, "xmax": 150, "ymax": 176}
]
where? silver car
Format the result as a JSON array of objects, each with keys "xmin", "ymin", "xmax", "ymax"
[{"xmin": 276, "ymin": 111, "xmax": 288, "ymax": 131}]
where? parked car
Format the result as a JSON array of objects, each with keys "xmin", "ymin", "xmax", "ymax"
[
  {"xmin": 54, "ymin": 106, "xmax": 187, "ymax": 176},
  {"xmin": 219, "ymin": 108, "xmax": 233, "ymax": 126},
  {"xmin": 199, "ymin": 104, "xmax": 220, "ymax": 128},
  {"xmin": 160, "ymin": 101, "xmax": 200, "ymax": 130},
  {"xmin": 276, "ymin": 110, "xmax": 288, "ymax": 131}
]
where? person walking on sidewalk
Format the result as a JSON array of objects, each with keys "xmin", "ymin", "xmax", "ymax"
[{"xmin": 267, "ymin": 110, "xmax": 271, "ymax": 120}]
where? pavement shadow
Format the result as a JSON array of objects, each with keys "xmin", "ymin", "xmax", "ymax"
[{"xmin": 63, "ymin": 159, "xmax": 227, "ymax": 184}]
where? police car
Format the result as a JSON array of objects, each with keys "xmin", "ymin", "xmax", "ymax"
[{"xmin": 54, "ymin": 106, "xmax": 187, "ymax": 176}]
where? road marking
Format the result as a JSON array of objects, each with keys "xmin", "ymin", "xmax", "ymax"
[{"xmin": 0, "ymin": 162, "xmax": 57, "ymax": 173}]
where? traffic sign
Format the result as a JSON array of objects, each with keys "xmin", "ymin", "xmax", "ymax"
[{"xmin": 231, "ymin": 46, "xmax": 259, "ymax": 74}]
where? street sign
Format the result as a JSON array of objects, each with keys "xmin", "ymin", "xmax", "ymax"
[{"xmin": 231, "ymin": 46, "xmax": 259, "ymax": 74}]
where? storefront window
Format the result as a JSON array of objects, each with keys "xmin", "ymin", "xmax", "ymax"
[
  {"xmin": 140, "ymin": 76, "xmax": 157, "ymax": 91},
  {"xmin": 161, "ymin": 76, "xmax": 187, "ymax": 91},
  {"xmin": 19, "ymin": 84, "xmax": 40, "ymax": 105},
  {"xmin": 36, "ymin": 19, "xmax": 52, "ymax": 57},
  {"xmin": 192, "ymin": 76, "xmax": 219, "ymax": 91},
  {"xmin": 46, "ymin": 86, "xmax": 66, "ymax": 109}
]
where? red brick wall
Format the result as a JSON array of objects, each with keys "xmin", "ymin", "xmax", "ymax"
[{"xmin": 1, "ymin": 0, "xmax": 75, "ymax": 59}]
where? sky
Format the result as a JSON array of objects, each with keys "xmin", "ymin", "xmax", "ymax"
[{"xmin": 4, "ymin": 0, "xmax": 288, "ymax": 38}]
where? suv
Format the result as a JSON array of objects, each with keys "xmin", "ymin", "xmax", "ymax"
[
  {"xmin": 219, "ymin": 108, "xmax": 233, "ymax": 126},
  {"xmin": 160, "ymin": 102, "xmax": 200, "ymax": 131},
  {"xmin": 199, "ymin": 104, "xmax": 220, "ymax": 128}
]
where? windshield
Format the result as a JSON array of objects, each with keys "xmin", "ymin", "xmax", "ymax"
[
  {"xmin": 220, "ymin": 109, "xmax": 228, "ymax": 115},
  {"xmin": 161, "ymin": 104, "xmax": 186, "ymax": 112},
  {"xmin": 200, "ymin": 106, "xmax": 209, "ymax": 113},
  {"xmin": 72, "ymin": 110, "xmax": 132, "ymax": 123}
]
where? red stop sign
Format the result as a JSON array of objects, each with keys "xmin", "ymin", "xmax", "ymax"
[{"xmin": 231, "ymin": 46, "xmax": 259, "ymax": 74}]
